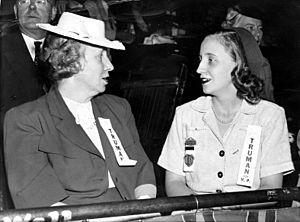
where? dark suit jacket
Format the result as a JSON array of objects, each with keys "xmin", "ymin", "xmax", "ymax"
[
  {"xmin": 4, "ymin": 88, "xmax": 156, "ymax": 209},
  {"xmin": 0, "ymin": 25, "xmax": 47, "ymax": 135},
  {"xmin": 0, "ymin": 25, "xmax": 48, "ymax": 210}
]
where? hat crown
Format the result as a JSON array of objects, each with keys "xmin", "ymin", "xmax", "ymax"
[
  {"xmin": 57, "ymin": 12, "xmax": 105, "ymax": 41},
  {"xmin": 37, "ymin": 12, "xmax": 125, "ymax": 50}
]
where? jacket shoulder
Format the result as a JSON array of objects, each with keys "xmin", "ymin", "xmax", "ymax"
[
  {"xmin": 6, "ymin": 96, "xmax": 48, "ymax": 117},
  {"xmin": 1, "ymin": 26, "xmax": 22, "ymax": 52},
  {"xmin": 94, "ymin": 94, "xmax": 129, "ymax": 109}
]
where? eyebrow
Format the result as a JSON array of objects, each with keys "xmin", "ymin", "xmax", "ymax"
[{"xmin": 203, "ymin": 52, "xmax": 217, "ymax": 57}]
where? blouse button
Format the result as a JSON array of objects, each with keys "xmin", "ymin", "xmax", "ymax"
[
  {"xmin": 217, "ymin": 171, "xmax": 223, "ymax": 178},
  {"xmin": 219, "ymin": 150, "xmax": 225, "ymax": 157}
]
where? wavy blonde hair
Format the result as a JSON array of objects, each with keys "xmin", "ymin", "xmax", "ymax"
[
  {"xmin": 43, "ymin": 33, "xmax": 85, "ymax": 81},
  {"xmin": 206, "ymin": 31, "xmax": 263, "ymax": 104}
]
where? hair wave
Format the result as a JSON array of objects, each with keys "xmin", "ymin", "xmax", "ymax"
[
  {"xmin": 43, "ymin": 33, "xmax": 84, "ymax": 82},
  {"xmin": 208, "ymin": 31, "xmax": 263, "ymax": 104}
]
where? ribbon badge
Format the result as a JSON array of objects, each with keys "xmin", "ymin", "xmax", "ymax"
[
  {"xmin": 237, "ymin": 125, "xmax": 262, "ymax": 187},
  {"xmin": 184, "ymin": 154, "xmax": 194, "ymax": 167},
  {"xmin": 98, "ymin": 117, "xmax": 137, "ymax": 166},
  {"xmin": 183, "ymin": 137, "xmax": 196, "ymax": 172}
]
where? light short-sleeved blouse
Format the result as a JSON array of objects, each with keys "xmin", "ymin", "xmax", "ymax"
[{"xmin": 158, "ymin": 96, "xmax": 294, "ymax": 194}]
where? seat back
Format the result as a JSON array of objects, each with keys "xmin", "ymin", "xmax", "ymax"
[{"xmin": 120, "ymin": 63, "xmax": 188, "ymax": 196}]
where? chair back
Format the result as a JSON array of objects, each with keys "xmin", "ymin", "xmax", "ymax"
[{"xmin": 120, "ymin": 63, "xmax": 188, "ymax": 196}]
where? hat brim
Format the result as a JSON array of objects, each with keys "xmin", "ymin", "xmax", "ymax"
[{"xmin": 37, "ymin": 23, "xmax": 125, "ymax": 50}]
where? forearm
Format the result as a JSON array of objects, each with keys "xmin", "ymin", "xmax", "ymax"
[
  {"xmin": 166, "ymin": 180, "xmax": 195, "ymax": 197},
  {"xmin": 135, "ymin": 184, "xmax": 157, "ymax": 199}
]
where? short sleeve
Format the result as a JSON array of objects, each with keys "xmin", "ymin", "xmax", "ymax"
[
  {"xmin": 158, "ymin": 108, "xmax": 186, "ymax": 176},
  {"xmin": 260, "ymin": 108, "xmax": 294, "ymax": 178}
]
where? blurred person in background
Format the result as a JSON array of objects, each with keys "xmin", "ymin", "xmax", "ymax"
[
  {"xmin": 221, "ymin": 0, "xmax": 274, "ymax": 102},
  {"xmin": 0, "ymin": 0, "xmax": 57, "ymax": 209}
]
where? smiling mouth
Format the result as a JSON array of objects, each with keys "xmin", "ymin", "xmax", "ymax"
[{"xmin": 200, "ymin": 77, "xmax": 211, "ymax": 84}]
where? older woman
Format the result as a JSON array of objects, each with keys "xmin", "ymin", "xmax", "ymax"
[
  {"xmin": 158, "ymin": 28, "xmax": 294, "ymax": 209},
  {"xmin": 4, "ymin": 12, "xmax": 156, "ymax": 209}
]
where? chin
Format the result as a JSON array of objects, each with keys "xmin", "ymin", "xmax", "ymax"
[
  {"xmin": 202, "ymin": 86, "xmax": 212, "ymax": 95},
  {"xmin": 98, "ymin": 86, "xmax": 106, "ymax": 93}
]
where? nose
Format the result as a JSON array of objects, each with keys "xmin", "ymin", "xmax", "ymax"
[
  {"xmin": 250, "ymin": 27, "xmax": 262, "ymax": 40},
  {"xmin": 103, "ymin": 53, "xmax": 114, "ymax": 72},
  {"xmin": 29, "ymin": 0, "xmax": 37, "ymax": 10},
  {"xmin": 196, "ymin": 60, "xmax": 205, "ymax": 75},
  {"xmin": 257, "ymin": 29, "xmax": 263, "ymax": 39},
  {"xmin": 29, "ymin": 0, "xmax": 36, "ymax": 9}
]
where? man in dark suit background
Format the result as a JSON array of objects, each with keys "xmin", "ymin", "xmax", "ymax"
[{"xmin": 0, "ymin": 0, "xmax": 57, "ymax": 209}]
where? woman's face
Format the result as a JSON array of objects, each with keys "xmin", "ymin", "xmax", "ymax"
[
  {"xmin": 73, "ymin": 44, "xmax": 113, "ymax": 95},
  {"xmin": 196, "ymin": 37, "xmax": 237, "ymax": 97},
  {"xmin": 233, "ymin": 15, "xmax": 263, "ymax": 45}
]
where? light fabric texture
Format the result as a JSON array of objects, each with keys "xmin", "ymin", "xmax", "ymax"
[{"xmin": 158, "ymin": 96, "xmax": 294, "ymax": 194}]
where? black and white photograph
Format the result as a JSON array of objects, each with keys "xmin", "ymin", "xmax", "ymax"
[{"xmin": 0, "ymin": 0, "xmax": 299, "ymax": 221}]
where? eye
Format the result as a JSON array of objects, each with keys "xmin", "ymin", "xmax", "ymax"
[
  {"xmin": 97, "ymin": 51, "xmax": 104, "ymax": 61},
  {"xmin": 198, "ymin": 55, "xmax": 202, "ymax": 63},
  {"xmin": 245, "ymin": 25, "xmax": 255, "ymax": 31},
  {"xmin": 208, "ymin": 56, "xmax": 216, "ymax": 64}
]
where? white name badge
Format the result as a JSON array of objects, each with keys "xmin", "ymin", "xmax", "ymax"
[
  {"xmin": 237, "ymin": 125, "xmax": 262, "ymax": 187},
  {"xmin": 98, "ymin": 118, "xmax": 137, "ymax": 166}
]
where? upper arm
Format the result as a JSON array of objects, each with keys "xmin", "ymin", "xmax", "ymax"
[
  {"xmin": 4, "ymin": 108, "xmax": 67, "ymax": 208},
  {"xmin": 260, "ymin": 108, "xmax": 294, "ymax": 178},
  {"xmin": 4, "ymin": 108, "xmax": 46, "ymax": 187}
]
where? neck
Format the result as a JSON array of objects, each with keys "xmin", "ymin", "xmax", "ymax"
[
  {"xmin": 211, "ymin": 96, "xmax": 242, "ymax": 124},
  {"xmin": 58, "ymin": 81, "xmax": 94, "ymax": 103},
  {"xmin": 20, "ymin": 28, "xmax": 47, "ymax": 40},
  {"xmin": 212, "ymin": 96, "xmax": 242, "ymax": 113}
]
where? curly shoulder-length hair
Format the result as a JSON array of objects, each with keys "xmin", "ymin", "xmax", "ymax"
[
  {"xmin": 207, "ymin": 31, "xmax": 264, "ymax": 104},
  {"xmin": 42, "ymin": 33, "xmax": 85, "ymax": 82}
]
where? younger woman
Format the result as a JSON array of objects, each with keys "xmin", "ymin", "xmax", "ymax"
[{"xmin": 158, "ymin": 28, "xmax": 294, "ymax": 208}]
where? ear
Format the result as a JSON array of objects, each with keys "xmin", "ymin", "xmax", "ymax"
[
  {"xmin": 13, "ymin": 4, "xmax": 18, "ymax": 19},
  {"xmin": 226, "ymin": 7, "xmax": 240, "ymax": 21},
  {"xmin": 51, "ymin": 6, "xmax": 57, "ymax": 21}
]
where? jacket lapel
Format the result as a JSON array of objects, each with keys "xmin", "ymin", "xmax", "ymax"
[
  {"xmin": 5, "ymin": 31, "xmax": 36, "ymax": 80},
  {"xmin": 92, "ymin": 99, "xmax": 113, "ymax": 156},
  {"xmin": 47, "ymin": 88, "xmax": 102, "ymax": 157},
  {"xmin": 92, "ymin": 98, "xmax": 122, "ymax": 169}
]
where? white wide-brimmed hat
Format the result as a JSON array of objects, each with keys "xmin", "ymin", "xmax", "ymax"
[{"xmin": 37, "ymin": 12, "xmax": 125, "ymax": 50}]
